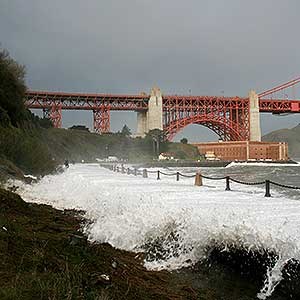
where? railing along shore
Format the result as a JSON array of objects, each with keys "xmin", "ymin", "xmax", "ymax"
[{"xmin": 100, "ymin": 164, "xmax": 300, "ymax": 198}]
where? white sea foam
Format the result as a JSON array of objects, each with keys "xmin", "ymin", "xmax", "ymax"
[
  {"xmin": 10, "ymin": 163, "xmax": 300, "ymax": 299},
  {"xmin": 226, "ymin": 161, "xmax": 300, "ymax": 168}
]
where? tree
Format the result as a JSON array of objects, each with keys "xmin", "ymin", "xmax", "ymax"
[
  {"xmin": 121, "ymin": 124, "xmax": 131, "ymax": 136},
  {"xmin": 145, "ymin": 129, "xmax": 167, "ymax": 157},
  {"xmin": 146, "ymin": 129, "xmax": 166, "ymax": 143},
  {"xmin": 69, "ymin": 125, "xmax": 90, "ymax": 132},
  {"xmin": 38, "ymin": 117, "xmax": 53, "ymax": 129},
  {"xmin": 180, "ymin": 138, "xmax": 188, "ymax": 144},
  {"xmin": 0, "ymin": 48, "xmax": 26, "ymax": 126},
  {"xmin": 0, "ymin": 48, "xmax": 52, "ymax": 129},
  {"xmin": 0, "ymin": 106, "xmax": 10, "ymax": 126}
]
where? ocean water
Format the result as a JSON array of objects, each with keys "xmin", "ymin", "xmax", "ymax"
[{"xmin": 11, "ymin": 163, "xmax": 300, "ymax": 299}]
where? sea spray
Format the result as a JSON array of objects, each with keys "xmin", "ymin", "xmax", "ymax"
[
  {"xmin": 14, "ymin": 163, "xmax": 300, "ymax": 298},
  {"xmin": 257, "ymin": 241, "xmax": 300, "ymax": 299},
  {"xmin": 257, "ymin": 258, "xmax": 285, "ymax": 299}
]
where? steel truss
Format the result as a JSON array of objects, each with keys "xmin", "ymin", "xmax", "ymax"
[
  {"xmin": 93, "ymin": 107, "xmax": 110, "ymax": 134},
  {"xmin": 25, "ymin": 91, "xmax": 149, "ymax": 111},
  {"xmin": 162, "ymin": 96, "xmax": 250, "ymax": 141},
  {"xmin": 25, "ymin": 88, "xmax": 300, "ymax": 140},
  {"xmin": 42, "ymin": 105, "xmax": 62, "ymax": 128},
  {"xmin": 259, "ymin": 99, "xmax": 300, "ymax": 112}
]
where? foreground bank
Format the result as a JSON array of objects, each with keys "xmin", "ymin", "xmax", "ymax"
[
  {"xmin": 4, "ymin": 186, "xmax": 291, "ymax": 300},
  {"xmin": 8, "ymin": 164, "xmax": 300, "ymax": 299},
  {"xmin": 2, "ymin": 185, "xmax": 299, "ymax": 299},
  {"xmin": 1, "ymin": 187, "xmax": 201, "ymax": 300}
]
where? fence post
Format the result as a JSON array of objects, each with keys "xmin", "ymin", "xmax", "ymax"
[
  {"xmin": 195, "ymin": 172, "xmax": 203, "ymax": 186},
  {"xmin": 157, "ymin": 170, "xmax": 160, "ymax": 180},
  {"xmin": 143, "ymin": 169, "xmax": 148, "ymax": 178},
  {"xmin": 265, "ymin": 180, "xmax": 271, "ymax": 197},
  {"xmin": 225, "ymin": 176, "xmax": 231, "ymax": 191},
  {"xmin": 134, "ymin": 168, "xmax": 137, "ymax": 176},
  {"xmin": 176, "ymin": 172, "xmax": 180, "ymax": 181}
]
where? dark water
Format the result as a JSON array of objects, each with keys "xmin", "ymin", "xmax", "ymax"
[
  {"xmin": 173, "ymin": 163, "xmax": 300, "ymax": 200},
  {"xmin": 158, "ymin": 163, "xmax": 300, "ymax": 299},
  {"xmin": 143, "ymin": 224, "xmax": 300, "ymax": 299},
  {"xmin": 175, "ymin": 251, "xmax": 300, "ymax": 300}
]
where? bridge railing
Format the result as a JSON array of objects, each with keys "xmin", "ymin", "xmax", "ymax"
[{"xmin": 100, "ymin": 164, "xmax": 300, "ymax": 198}]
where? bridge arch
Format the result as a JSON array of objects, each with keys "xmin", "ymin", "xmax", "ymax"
[{"xmin": 164, "ymin": 114, "xmax": 244, "ymax": 141}]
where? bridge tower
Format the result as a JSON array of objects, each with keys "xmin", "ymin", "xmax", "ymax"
[
  {"xmin": 136, "ymin": 87, "xmax": 163, "ymax": 137},
  {"xmin": 249, "ymin": 90, "xmax": 261, "ymax": 141}
]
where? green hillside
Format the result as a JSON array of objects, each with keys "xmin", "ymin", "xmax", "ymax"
[
  {"xmin": 262, "ymin": 124, "xmax": 300, "ymax": 159},
  {"xmin": 0, "ymin": 125, "xmax": 199, "ymax": 179},
  {"xmin": 38, "ymin": 128, "xmax": 200, "ymax": 164}
]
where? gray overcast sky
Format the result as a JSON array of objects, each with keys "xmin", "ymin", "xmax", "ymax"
[{"xmin": 1, "ymin": 0, "xmax": 300, "ymax": 141}]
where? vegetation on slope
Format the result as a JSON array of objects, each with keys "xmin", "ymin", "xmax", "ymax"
[
  {"xmin": 0, "ymin": 48, "xmax": 26, "ymax": 127},
  {"xmin": 262, "ymin": 123, "xmax": 300, "ymax": 159},
  {"xmin": 0, "ymin": 48, "xmax": 55, "ymax": 179},
  {"xmin": 0, "ymin": 126, "xmax": 56, "ymax": 177},
  {"xmin": 38, "ymin": 128, "xmax": 199, "ymax": 164},
  {"xmin": 0, "ymin": 48, "xmax": 52, "ymax": 129}
]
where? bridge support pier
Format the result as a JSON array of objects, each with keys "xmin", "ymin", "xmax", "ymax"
[
  {"xmin": 43, "ymin": 105, "xmax": 62, "ymax": 128},
  {"xmin": 136, "ymin": 87, "xmax": 163, "ymax": 137},
  {"xmin": 249, "ymin": 90, "xmax": 261, "ymax": 141},
  {"xmin": 147, "ymin": 86, "xmax": 163, "ymax": 131},
  {"xmin": 136, "ymin": 111, "xmax": 147, "ymax": 137},
  {"xmin": 93, "ymin": 107, "xmax": 110, "ymax": 134}
]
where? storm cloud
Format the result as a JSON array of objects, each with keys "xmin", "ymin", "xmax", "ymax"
[{"xmin": 1, "ymin": 0, "xmax": 300, "ymax": 141}]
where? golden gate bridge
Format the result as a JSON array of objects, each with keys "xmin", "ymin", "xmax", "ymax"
[{"xmin": 25, "ymin": 77, "xmax": 300, "ymax": 141}]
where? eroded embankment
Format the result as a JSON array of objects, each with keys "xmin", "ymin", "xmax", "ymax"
[
  {"xmin": 2, "ymin": 186, "xmax": 300, "ymax": 299},
  {"xmin": 0, "ymin": 187, "xmax": 202, "ymax": 300}
]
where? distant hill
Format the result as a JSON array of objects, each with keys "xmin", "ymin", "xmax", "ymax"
[{"xmin": 262, "ymin": 124, "xmax": 300, "ymax": 159}]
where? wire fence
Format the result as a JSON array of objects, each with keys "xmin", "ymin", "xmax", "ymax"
[{"xmin": 100, "ymin": 164, "xmax": 300, "ymax": 198}]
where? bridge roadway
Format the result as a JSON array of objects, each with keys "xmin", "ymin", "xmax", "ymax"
[
  {"xmin": 24, "ymin": 89, "xmax": 300, "ymax": 141},
  {"xmin": 24, "ymin": 77, "xmax": 300, "ymax": 140},
  {"xmin": 25, "ymin": 90, "xmax": 300, "ymax": 113}
]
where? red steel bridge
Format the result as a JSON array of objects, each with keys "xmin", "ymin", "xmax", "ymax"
[{"xmin": 25, "ymin": 77, "xmax": 300, "ymax": 141}]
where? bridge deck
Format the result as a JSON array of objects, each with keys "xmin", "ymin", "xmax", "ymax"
[
  {"xmin": 25, "ymin": 91, "xmax": 149, "ymax": 111},
  {"xmin": 25, "ymin": 90, "xmax": 300, "ymax": 113}
]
